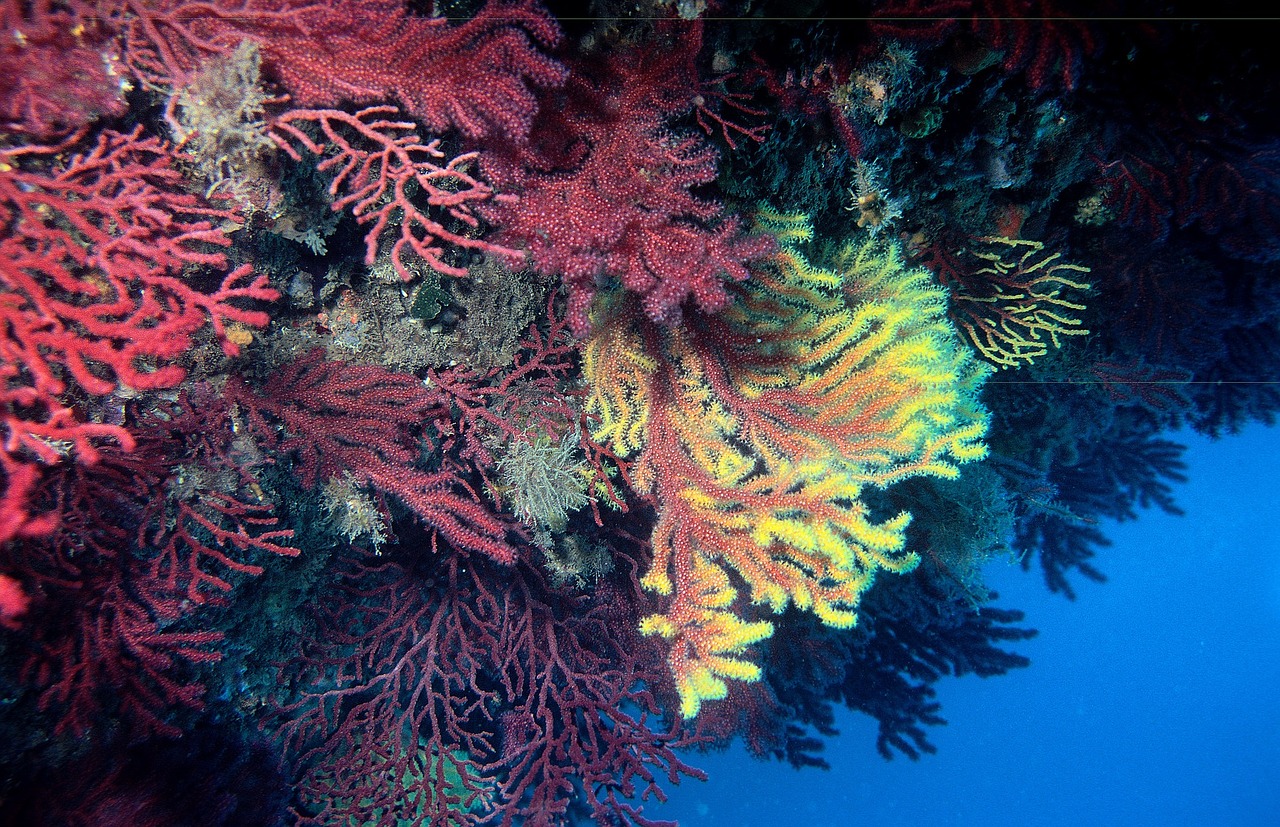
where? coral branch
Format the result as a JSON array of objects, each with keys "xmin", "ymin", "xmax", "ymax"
[
  {"xmin": 270, "ymin": 106, "xmax": 520, "ymax": 279},
  {"xmin": 916, "ymin": 234, "xmax": 1092, "ymax": 368},
  {"xmin": 226, "ymin": 353, "xmax": 517, "ymax": 563}
]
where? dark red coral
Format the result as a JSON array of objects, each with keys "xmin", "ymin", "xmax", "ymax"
[
  {"xmin": 6, "ymin": 392, "xmax": 294, "ymax": 738},
  {"xmin": 225, "ymin": 352, "xmax": 518, "ymax": 565},
  {"xmin": 276, "ymin": 547, "xmax": 702, "ymax": 827},
  {"xmin": 1097, "ymin": 139, "xmax": 1280, "ymax": 261},
  {"xmin": 871, "ymin": 0, "xmax": 1102, "ymax": 92},
  {"xmin": 223, "ymin": 291, "xmax": 613, "ymax": 563}
]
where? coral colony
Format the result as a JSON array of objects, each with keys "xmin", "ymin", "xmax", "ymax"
[{"xmin": 0, "ymin": 1, "xmax": 1276, "ymax": 825}]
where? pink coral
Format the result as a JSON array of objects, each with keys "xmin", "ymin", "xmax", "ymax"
[
  {"xmin": 0, "ymin": 0, "xmax": 128, "ymax": 138},
  {"xmin": 483, "ymin": 23, "xmax": 774, "ymax": 336},
  {"xmin": 269, "ymin": 106, "xmax": 521, "ymax": 279},
  {"xmin": 0, "ymin": 128, "xmax": 276, "ymax": 541},
  {"xmin": 115, "ymin": 0, "xmax": 563, "ymax": 142}
]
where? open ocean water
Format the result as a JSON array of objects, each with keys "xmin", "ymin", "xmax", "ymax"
[{"xmin": 658, "ymin": 424, "xmax": 1280, "ymax": 826}]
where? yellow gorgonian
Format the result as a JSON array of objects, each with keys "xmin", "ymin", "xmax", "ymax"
[{"xmin": 585, "ymin": 209, "xmax": 991, "ymax": 718}]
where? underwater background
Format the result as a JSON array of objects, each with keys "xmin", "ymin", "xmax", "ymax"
[
  {"xmin": 1, "ymin": 2, "xmax": 1278, "ymax": 826},
  {"xmin": 659, "ymin": 424, "xmax": 1280, "ymax": 825}
]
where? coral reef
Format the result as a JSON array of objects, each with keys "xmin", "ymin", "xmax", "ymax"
[{"xmin": 1, "ymin": 2, "xmax": 1277, "ymax": 824}]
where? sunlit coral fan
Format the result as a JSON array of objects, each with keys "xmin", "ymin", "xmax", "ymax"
[{"xmin": 585, "ymin": 211, "xmax": 990, "ymax": 717}]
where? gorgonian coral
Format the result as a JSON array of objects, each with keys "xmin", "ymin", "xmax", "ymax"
[{"xmin": 584, "ymin": 210, "xmax": 990, "ymax": 717}]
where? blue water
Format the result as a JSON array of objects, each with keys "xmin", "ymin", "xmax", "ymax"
[{"xmin": 657, "ymin": 425, "xmax": 1280, "ymax": 826}]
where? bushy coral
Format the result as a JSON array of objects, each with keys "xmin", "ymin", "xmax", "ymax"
[
  {"xmin": 482, "ymin": 21, "xmax": 774, "ymax": 335},
  {"xmin": 497, "ymin": 432, "xmax": 589, "ymax": 532}
]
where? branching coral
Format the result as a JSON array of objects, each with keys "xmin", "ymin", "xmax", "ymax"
[
  {"xmin": 585, "ymin": 210, "xmax": 990, "ymax": 717},
  {"xmin": 0, "ymin": 127, "xmax": 276, "ymax": 542},
  {"xmin": 917, "ymin": 235, "xmax": 1092, "ymax": 369},
  {"xmin": 276, "ymin": 549, "xmax": 701, "ymax": 827}
]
